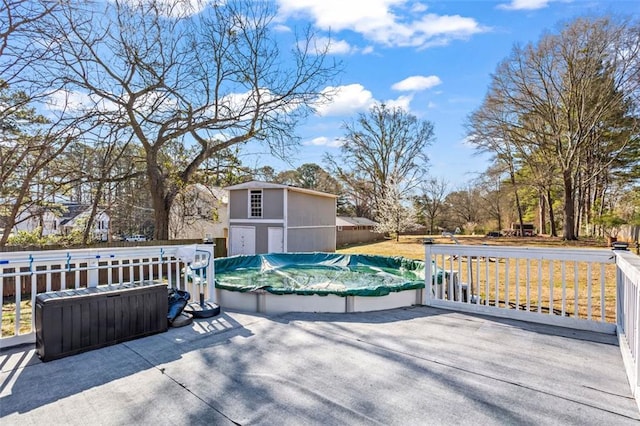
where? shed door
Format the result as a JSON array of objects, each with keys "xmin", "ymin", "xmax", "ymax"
[
  {"xmin": 230, "ymin": 226, "xmax": 255, "ymax": 256},
  {"xmin": 268, "ymin": 227, "xmax": 284, "ymax": 253}
]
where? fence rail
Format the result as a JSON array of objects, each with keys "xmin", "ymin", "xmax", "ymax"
[
  {"xmin": 616, "ymin": 250, "xmax": 640, "ymax": 407},
  {"xmin": 424, "ymin": 244, "xmax": 618, "ymax": 333},
  {"xmin": 1, "ymin": 244, "xmax": 215, "ymax": 347},
  {"xmin": 423, "ymin": 243, "xmax": 639, "ymax": 409}
]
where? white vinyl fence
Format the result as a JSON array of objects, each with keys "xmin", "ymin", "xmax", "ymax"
[
  {"xmin": 616, "ymin": 250, "xmax": 640, "ymax": 408},
  {"xmin": 423, "ymin": 243, "xmax": 639, "ymax": 409},
  {"xmin": 1, "ymin": 244, "xmax": 215, "ymax": 347}
]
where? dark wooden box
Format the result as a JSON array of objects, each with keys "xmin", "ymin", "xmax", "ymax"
[{"xmin": 35, "ymin": 282, "xmax": 168, "ymax": 362}]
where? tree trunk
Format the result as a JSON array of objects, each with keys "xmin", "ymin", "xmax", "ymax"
[
  {"xmin": 147, "ymin": 152, "xmax": 176, "ymax": 241},
  {"xmin": 539, "ymin": 190, "xmax": 546, "ymax": 235},
  {"xmin": 562, "ymin": 171, "xmax": 577, "ymax": 240},
  {"xmin": 153, "ymin": 201, "xmax": 171, "ymax": 241},
  {"xmin": 547, "ymin": 189, "xmax": 557, "ymax": 237},
  {"xmin": 574, "ymin": 173, "xmax": 582, "ymax": 239},
  {"xmin": 508, "ymin": 165, "xmax": 525, "ymax": 237},
  {"xmin": 83, "ymin": 180, "xmax": 105, "ymax": 244}
]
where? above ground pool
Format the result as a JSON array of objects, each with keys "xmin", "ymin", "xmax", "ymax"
[
  {"xmin": 213, "ymin": 252, "xmax": 427, "ymax": 297},
  {"xmin": 185, "ymin": 252, "xmax": 450, "ymax": 314}
]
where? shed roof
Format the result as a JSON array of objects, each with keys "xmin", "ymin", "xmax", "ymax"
[
  {"xmin": 225, "ymin": 180, "xmax": 337, "ymax": 199},
  {"xmin": 336, "ymin": 216, "xmax": 378, "ymax": 227}
]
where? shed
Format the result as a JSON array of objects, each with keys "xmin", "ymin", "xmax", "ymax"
[{"xmin": 225, "ymin": 181, "xmax": 337, "ymax": 255}]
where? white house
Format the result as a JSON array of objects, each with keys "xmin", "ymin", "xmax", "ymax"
[
  {"xmin": 169, "ymin": 184, "xmax": 229, "ymax": 241},
  {"xmin": 13, "ymin": 203, "xmax": 110, "ymax": 241}
]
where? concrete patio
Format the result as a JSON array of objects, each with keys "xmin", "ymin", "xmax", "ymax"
[{"xmin": 1, "ymin": 306, "xmax": 639, "ymax": 425}]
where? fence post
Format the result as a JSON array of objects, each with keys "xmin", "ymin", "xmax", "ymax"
[
  {"xmin": 88, "ymin": 251, "xmax": 99, "ymax": 288},
  {"xmin": 204, "ymin": 243, "xmax": 216, "ymax": 304},
  {"xmin": 423, "ymin": 239, "xmax": 433, "ymax": 306}
]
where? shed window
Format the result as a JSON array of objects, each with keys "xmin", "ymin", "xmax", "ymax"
[{"xmin": 249, "ymin": 190, "xmax": 262, "ymax": 218}]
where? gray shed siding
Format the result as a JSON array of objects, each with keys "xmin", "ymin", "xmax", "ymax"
[
  {"xmin": 253, "ymin": 224, "xmax": 270, "ymax": 254},
  {"xmin": 228, "ymin": 188, "xmax": 284, "ymax": 220},
  {"xmin": 287, "ymin": 191, "xmax": 335, "ymax": 227},
  {"xmin": 263, "ymin": 189, "xmax": 284, "ymax": 219},
  {"xmin": 287, "ymin": 228, "xmax": 336, "ymax": 252},
  {"xmin": 287, "ymin": 191, "xmax": 336, "ymax": 252},
  {"xmin": 229, "ymin": 189, "xmax": 247, "ymax": 219}
]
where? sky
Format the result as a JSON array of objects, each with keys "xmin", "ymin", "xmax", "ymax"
[{"xmin": 238, "ymin": 0, "xmax": 640, "ymax": 188}]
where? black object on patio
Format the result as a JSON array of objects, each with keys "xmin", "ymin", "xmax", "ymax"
[{"xmin": 35, "ymin": 282, "xmax": 168, "ymax": 362}]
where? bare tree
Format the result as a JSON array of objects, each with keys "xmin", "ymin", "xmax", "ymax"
[
  {"xmin": 45, "ymin": 0, "xmax": 338, "ymax": 239},
  {"xmin": 467, "ymin": 15, "xmax": 640, "ymax": 240},
  {"xmin": 414, "ymin": 177, "xmax": 449, "ymax": 234},
  {"xmin": 475, "ymin": 167, "xmax": 507, "ymax": 232},
  {"xmin": 1, "ymin": 0, "xmax": 61, "ymax": 81},
  {"xmin": 326, "ymin": 104, "xmax": 434, "ymax": 217},
  {"xmin": 445, "ymin": 186, "xmax": 484, "ymax": 230}
]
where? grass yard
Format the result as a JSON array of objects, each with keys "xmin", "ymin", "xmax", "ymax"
[
  {"xmin": 2, "ymin": 299, "xmax": 32, "ymax": 337},
  {"xmin": 337, "ymin": 234, "xmax": 612, "ymax": 259},
  {"xmin": 338, "ymin": 234, "xmax": 618, "ymax": 322}
]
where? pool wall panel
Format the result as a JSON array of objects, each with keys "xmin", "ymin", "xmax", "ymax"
[
  {"xmin": 215, "ymin": 288, "xmax": 422, "ymax": 314},
  {"xmin": 353, "ymin": 290, "xmax": 421, "ymax": 312}
]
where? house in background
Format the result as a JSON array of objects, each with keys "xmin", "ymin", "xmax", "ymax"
[
  {"xmin": 169, "ymin": 184, "xmax": 229, "ymax": 241},
  {"xmin": 13, "ymin": 203, "xmax": 110, "ymax": 241},
  {"xmin": 13, "ymin": 208, "xmax": 60, "ymax": 236},
  {"xmin": 59, "ymin": 204, "xmax": 110, "ymax": 242},
  {"xmin": 336, "ymin": 216, "xmax": 384, "ymax": 246},
  {"xmin": 225, "ymin": 181, "xmax": 337, "ymax": 256}
]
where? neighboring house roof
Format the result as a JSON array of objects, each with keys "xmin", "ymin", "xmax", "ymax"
[
  {"xmin": 190, "ymin": 184, "xmax": 228, "ymax": 204},
  {"xmin": 59, "ymin": 204, "xmax": 108, "ymax": 227},
  {"xmin": 59, "ymin": 204, "xmax": 89, "ymax": 226},
  {"xmin": 225, "ymin": 180, "xmax": 337, "ymax": 199},
  {"xmin": 336, "ymin": 217, "xmax": 378, "ymax": 227}
]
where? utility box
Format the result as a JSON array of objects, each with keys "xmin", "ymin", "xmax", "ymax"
[{"xmin": 35, "ymin": 282, "xmax": 168, "ymax": 362}]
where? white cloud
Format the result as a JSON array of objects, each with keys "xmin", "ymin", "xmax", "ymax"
[
  {"xmin": 315, "ymin": 84, "xmax": 375, "ymax": 116},
  {"xmin": 392, "ymin": 75, "xmax": 441, "ymax": 91},
  {"xmin": 306, "ymin": 36, "xmax": 374, "ymax": 55},
  {"xmin": 310, "ymin": 37, "xmax": 355, "ymax": 55},
  {"xmin": 273, "ymin": 24, "xmax": 292, "ymax": 32},
  {"xmin": 315, "ymin": 83, "xmax": 418, "ymax": 116},
  {"xmin": 497, "ymin": 0, "xmax": 550, "ymax": 11},
  {"xmin": 411, "ymin": 3, "xmax": 428, "ymax": 13},
  {"xmin": 304, "ymin": 136, "xmax": 344, "ymax": 147},
  {"xmin": 277, "ymin": 0, "xmax": 487, "ymax": 48},
  {"xmin": 361, "ymin": 46, "xmax": 375, "ymax": 54},
  {"xmin": 383, "ymin": 94, "xmax": 413, "ymax": 111},
  {"xmin": 217, "ymin": 87, "xmax": 303, "ymax": 120},
  {"xmin": 46, "ymin": 89, "xmax": 118, "ymax": 112}
]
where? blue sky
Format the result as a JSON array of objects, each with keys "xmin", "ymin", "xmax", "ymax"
[{"xmin": 239, "ymin": 0, "xmax": 640, "ymax": 187}]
